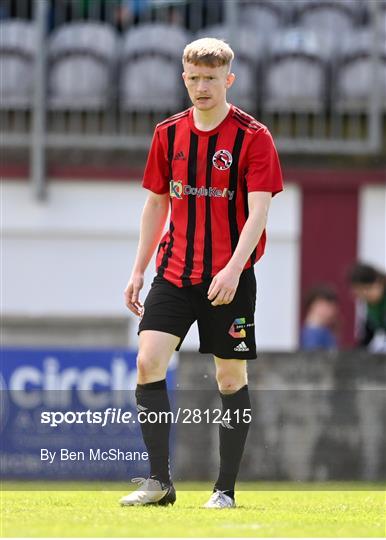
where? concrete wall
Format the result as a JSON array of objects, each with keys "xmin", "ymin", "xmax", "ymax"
[
  {"xmin": 2, "ymin": 316, "xmax": 130, "ymax": 347},
  {"xmin": 173, "ymin": 351, "xmax": 386, "ymax": 482}
]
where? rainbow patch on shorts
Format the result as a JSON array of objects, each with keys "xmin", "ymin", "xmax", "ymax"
[{"xmin": 229, "ymin": 317, "xmax": 247, "ymax": 338}]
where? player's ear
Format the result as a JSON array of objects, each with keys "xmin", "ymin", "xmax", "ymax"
[
  {"xmin": 182, "ymin": 71, "xmax": 188, "ymax": 87},
  {"xmin": 226, "ymin": 72, "xmax": 235, "ymax": 89}
]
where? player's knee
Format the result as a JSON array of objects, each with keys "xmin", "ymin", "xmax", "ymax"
[
  {"xmin": 216, "ymin": 371, "xmax": 247, "ymax": 394},
  {"xmin": 136, "ymin": 351, "xmax": 163, "ymax": 382}
]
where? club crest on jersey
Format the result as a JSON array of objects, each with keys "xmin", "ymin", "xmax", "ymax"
[
  {"xmin": 170, "ymin": 180, "xmax": 183, "ymax": 199},
  {"xmin": 212, "ymin": 149, "xmax": 233, "ymax": 171}
]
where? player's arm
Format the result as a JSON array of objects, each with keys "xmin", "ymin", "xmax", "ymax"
[
  {"xmin": 208, "ymin": 191, "xmax": 271, "ymax": 306},
  {"xmin": 124, "ymin": 192, "xmax": 169, "ymax": 316}
]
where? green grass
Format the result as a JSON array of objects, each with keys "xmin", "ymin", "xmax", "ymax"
[{"xmin": 1, "ymin": 482, "xmax": 385, "ymax": 537}]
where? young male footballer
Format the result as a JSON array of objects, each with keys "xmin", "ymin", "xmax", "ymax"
[{"xmin": 121, "ymin": 38, "xmax": 283, "ymax": 509}]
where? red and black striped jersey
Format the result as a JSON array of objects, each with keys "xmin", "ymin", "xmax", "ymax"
[{"xmin": 142, "ymin": 104, "xmax": 283, "ymax": 287}]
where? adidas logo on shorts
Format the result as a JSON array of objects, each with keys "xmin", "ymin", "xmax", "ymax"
[{"xmin": 233, "ymin": 341, "xmax": 249, "ymax": 352}]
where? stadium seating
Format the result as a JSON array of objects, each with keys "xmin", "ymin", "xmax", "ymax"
[
  {"xmin": 0, "ymin": 19, "xmax": 37, "ymax": 109},
  {"xmin": 239, "ymin": 0, "xmax": 288, "ymax": 35},
  {"xmin": 334, "ymin": 30, "xmax": 386, "ymax": 112},
  {"xmin": 120, "ymin": 24, "xmax": 190, "ymax": 111},
  {"xmin": 120, "ymin": 57, "xmax": 184, "ymax": 112},
  {"xmin": 294, "ymin": 0, "xmax": 360, "ymax": 57},
  {"xmin": 380, "ymin": 1, "xmax": 386, "ymax": 35},
  {"xmin": 0, "ymin": 4, "xmax": 383, "ymax": 119},
  {"xmin": 48, "ymin": 22, "xmax": 118, "ymax": 109},
  {"xmin": 121, "ymin": 23, "xmax": 190, "ymax": 60},
  {"xmin": 262, "ymin": 28, "xmax": 328, "ymax": 112},
  {"xmin": 195, "ymin": 23, "xmax": 263, "ymax": 63}
]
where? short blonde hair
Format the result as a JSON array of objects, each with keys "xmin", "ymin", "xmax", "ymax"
[{"xmin": 182, "ymin": 37, "xmax": 234, "ymax": 68}]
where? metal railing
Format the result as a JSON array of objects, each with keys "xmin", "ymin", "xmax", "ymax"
[{"xmin": 0, "ymin": 0, "xmax": 384, "ymax": 199}]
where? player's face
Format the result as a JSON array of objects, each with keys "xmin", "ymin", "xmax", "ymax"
[
  {"xmin": 311, "ymin": 299, "xmax": 338, "ymax": 326},
  {"xmin": 182, "ymin": 62, "xmax": 235, "ymax": 111},
  {"xmin": 351, "ymin": 280, "xmax": 384, "ymax": 304}
]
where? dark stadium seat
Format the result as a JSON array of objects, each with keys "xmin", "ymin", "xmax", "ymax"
[
  {"xmin": 262, "ymin": 28, "xmax": 328, "ymax": 112},
  {"xmin": 47, "ymin": 22, "xmax": 118, "ymax": 110},
  {"xmin": 0, "ymin": 19, "xmax": 37, "ymax": 109},
  {"xmin": 120, "ymin": 24, "xmax": 191, "ymax": 111},
  {"xmin": 333, "ymin": 30, "xmax": 386, "ymax": 112}
]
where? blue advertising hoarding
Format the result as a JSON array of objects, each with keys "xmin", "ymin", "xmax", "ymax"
[{"xmin": 0, "ymin": 348, "xmax": 176, "ymax": 481}]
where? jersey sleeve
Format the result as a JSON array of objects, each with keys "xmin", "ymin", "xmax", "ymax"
[
  {"xmin": 245, "ymin": 128, "xmax": 283, "ymax": 196},
  {"xmin": 142, "ymin": 128, "xmax": 170, "ymax": 194}
]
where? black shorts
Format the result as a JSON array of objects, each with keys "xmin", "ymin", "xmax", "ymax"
[{"xmin": 138, "ymin": 267, "xmax": 257, "ymax": 360}]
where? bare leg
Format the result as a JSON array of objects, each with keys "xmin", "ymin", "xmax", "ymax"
[{"xmin": 136, "ymin": 330, "xmax": 180, "ymax": 384}]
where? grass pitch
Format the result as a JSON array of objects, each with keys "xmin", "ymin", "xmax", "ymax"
[{"xmin": 1, "ymin": 482, "xmax": 385, "ymax": 537}]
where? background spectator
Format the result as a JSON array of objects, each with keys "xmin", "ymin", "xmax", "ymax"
[
  {"xmin": 114, "ymin": 0, "xmax": 150, "ymax": 31},
  {"xmin": 300, "ymin": 285, "xmax": 339, "ymax": 350},
  {"xmin": 0, "ymin": 0, "xmax": 9, "ymax": 19},
  {"xmin": 348, "ymin": 263, "xmax": 386, "ymax": 353}
]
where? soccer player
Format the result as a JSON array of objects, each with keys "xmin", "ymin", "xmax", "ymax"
[{"xmin": 120, "ymin": 37, "xmax": 283, "ymax": 509}]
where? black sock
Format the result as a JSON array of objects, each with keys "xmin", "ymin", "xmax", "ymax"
[
  {"xmin": 214, "ymin": 384, "xmax": 251, "ymax": 496},
  {"xmin": 135, "ymin": 379, "xmax": 171, "ymax": 484},
  {"xmin": 213, "ymin": 487, "xmax": 235, "ymax": 500}
]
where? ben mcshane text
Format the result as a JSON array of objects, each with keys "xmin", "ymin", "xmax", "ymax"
[{"xmin": 40, "ymin": 448, "xmax": 149, "ymax": 463}]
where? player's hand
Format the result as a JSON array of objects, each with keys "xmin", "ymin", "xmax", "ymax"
[
  {"xmin": 124, "ymin": 273, "xmax": 144, "ymax": 316},
  {"xmin": 207, "ymin": 266, "xmax": 241, "ymax": 306}
]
